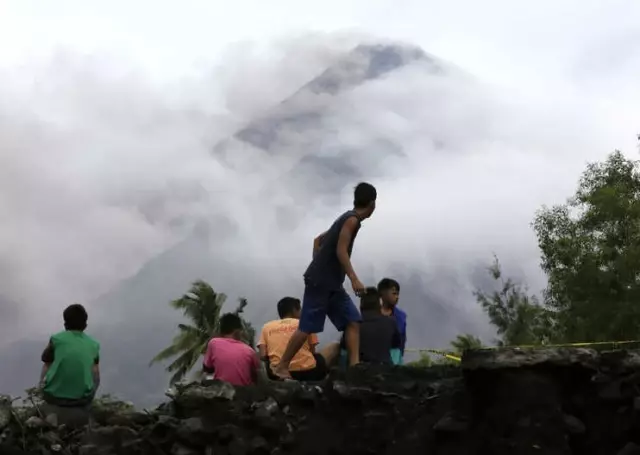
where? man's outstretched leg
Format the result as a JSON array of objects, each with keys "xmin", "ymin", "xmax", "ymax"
[
  {"xmin": 327, "ymin": 288, "xmax": 361, "ymax": 367},
  {"xmin": 272, "ymin": 330, "xmax": 308, "ymax": 379},
  {"xmin": 273, "ymin": 283, "xmax": 327, "ymax": 379},
  {"xmin": 344, "ymin": 321, "xmax": 360, "ymax": 366}
]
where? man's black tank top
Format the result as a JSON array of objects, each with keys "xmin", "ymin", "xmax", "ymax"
[{"xmin": 304, "ymin": 210, "xmax": 361, "ymax": 290}]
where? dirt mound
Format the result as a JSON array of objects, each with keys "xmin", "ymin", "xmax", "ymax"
[{"xmin": 3, "ymin": 348, "xmax": 640, "ymax": 454}]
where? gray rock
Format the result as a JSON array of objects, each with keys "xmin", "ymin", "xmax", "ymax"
[
  {"xmin": 157, "ymin": 414, "xmax": 179, "ymax": 428},
  {"xmin": 177, "ymin": 417, "xmax": 205, "ymax": 437},
  {"xmin": 41, "ymin": 403, "xmax": 91, "ymax": 429},
  {"xmin": 562, "ymin": 414, "xmax": 585, "ymax": 435},
  {"xmin": 254, "ymin": 397, "xmax": 279, "ymax": 418},
  {"xmin": 77, "ymin": 444, "xmax": 101, "ymax": 455},
  {"xmin": 332, "ymin": 381, "xmax": 374, "ymax": 400},
  {"xmin": 617, "ymin": 442, "xmax": 640, "ymax": 455},
  {"xmin": 103, "ymin": 410, "xmax": 153, "ymax": 427},
  {"xmin": 249, "ymin": 435, "xmax": 269, "ymax": 454},
  {"xmin": 297, "ymin": 385, "xmax": 322, "ymax": 402},
  {"xmin": 620, "ymin": 351, "xmax": 640, "ymax": 370},
  {"xmin": 228, "ymin": 438, "xmax": 248, "ymax": 455},
  {"xmin": 173, "ymin": 382, "xmax": 236, "ymax": 407},
  {"xmin": 45, "ymin": 413, "xmax": 59, "ymax": 427},
  {"xmin": 24, "ymin": 416, "xmax": 47, "ymax": 429},
  {"xmin": 171, "ymin": 442, "xmax": 200, "ymax": 455},
  {"xmin": 433, "ymin": 412, "xmax": 469, "ymax": 433},
  {"xmin": 462, "ymin": 347, "xmax": 600, "ymax": 371},
  {"xmin": 599, "ymin": 380, "xmax": 623, "ymax": 401},
  {"xmin": 216, "ymin": 424, "xmax": 237, "ymax": 444},
  {"xmin": 81, "ymin": 425, "xmax": 138, "ymax": 447},
  {"xmin": 40, "ymin": 430, "xmax": 63, "ymax": 446}
]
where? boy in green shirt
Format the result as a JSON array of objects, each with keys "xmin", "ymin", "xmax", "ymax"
[{"xmin": 40, "ymin": 304, "xmax": 100, "ymax": 407}]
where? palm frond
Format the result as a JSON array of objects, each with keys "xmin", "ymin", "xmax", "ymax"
[
  {"xmin": 153, "ymin": 280, "xmax": 257, "ymax": 385},
  {"xmin": 235, "ymin": 297, "xmax": 248, "ymax": 314},
  {"xmin": 164, "ymin": 340, "xmax": 209, "ymax": 384},
  {"xmin": 177, "ymin": 323, "xmax": 208, "ymax": 339},
  {"xmin": 149, "ymin": 344, "xmax": 182, "ymax": 366},
  {"xmin": 150, "ymin": 325, "xmax": 206, "ymax": 365}
]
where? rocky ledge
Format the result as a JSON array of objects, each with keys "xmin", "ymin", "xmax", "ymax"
[{"xmin": 4, "ymin": 348, "xmax": 640, "ymax": 454}]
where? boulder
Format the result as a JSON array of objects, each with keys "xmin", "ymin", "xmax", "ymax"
[{"xmin": 3, "ymin": 348, "xmax": 640, "ymax": 454}]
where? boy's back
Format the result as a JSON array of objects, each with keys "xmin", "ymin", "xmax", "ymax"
[
  {"xmin": 359, "ymin": 312, "xmax": 400, "ymax": 364},
  {"xmin": 340, "ymin": 285, "xmax": 401, "ymax": 365},
  {"xmin": 203, "ymin": 337, "xmax": 259, "ymax": 386},
  {"xmin": 259, "ymin": 318, "xmax": 318, "ymax": 371},
  {"xmin": 44, "ymin": 330, "xmax": 100, "ymax": 401},
  {"xmin": 304, "ymin": 210, "xmax": 361, "ymax": 290}
]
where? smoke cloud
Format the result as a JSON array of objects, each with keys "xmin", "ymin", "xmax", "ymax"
[{"xmin": 0, "ymin": 2, "xmax": 639, "ymax": 385}]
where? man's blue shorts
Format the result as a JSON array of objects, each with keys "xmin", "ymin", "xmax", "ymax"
[{"xmin": 299, "ymin": 281, "xmax": 361, "ymax": 333}]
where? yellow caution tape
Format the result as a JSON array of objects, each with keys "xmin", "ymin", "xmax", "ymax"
[
  {"xmin": 405, "ymin": 348, "xmax": 461, "ymax": 362},
  {"xmin": 475, "ymin": 340, "xmax": 640, "ymax": 350}
]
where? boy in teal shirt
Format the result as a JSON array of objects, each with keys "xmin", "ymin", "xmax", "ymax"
[{"xmin": 40, "ymin": 304, "xmax": 100, "ymax": 407}]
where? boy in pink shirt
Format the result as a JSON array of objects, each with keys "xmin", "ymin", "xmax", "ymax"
[{"xmin": 203, "ymin": 313, "xmax": 259, "ymax": 386}]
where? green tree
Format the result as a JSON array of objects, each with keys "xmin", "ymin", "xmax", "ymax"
[
  {"xmin": 474, "ymin": 256, "xmax": 555, "ymax": 346},
  {"xmin": 449, "ymin": 333, "xmax": 483, "ymax": 354},
  {"xmin": 534, "ymin": 150, "xmax": 640, "ymax": 342},
  {"xmin": 406, "ymin": 352, "xmax": 433, "ymax": 368},
  {"xmin": 150, "ymin": 280, "xmax": 254, "ymax": 384}
]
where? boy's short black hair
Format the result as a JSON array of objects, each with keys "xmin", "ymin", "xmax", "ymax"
[
  {"xmin": 277, "ymin": 297, "xmax": 301, "ymax": 319},
  {"xmin": 63, "ymin": 304, "xmax": 88, "ymax": 331},
  {"xmin": 354, "ymin": 182, "xmax": 377, "ymax": 208},
  {"xmin": 219, "ymin": 313, "xmax": 243, "ymax": 335},
  {"xmin": 360, "ymin": 287, "xmax": 381, "ymax": 311},
  {"xmin": 378, "ymin": 278, "xmax": 400, "ymax": 293}
]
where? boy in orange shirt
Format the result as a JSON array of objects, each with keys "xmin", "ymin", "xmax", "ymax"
[{"xmin": 258, "ymin": 297, "xmax": 339, "ymax": 381}]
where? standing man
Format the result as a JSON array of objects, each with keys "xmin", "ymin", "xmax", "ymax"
[{"xmin": 273, "ymin": 182, "xmax": 377, "ymax": 379}]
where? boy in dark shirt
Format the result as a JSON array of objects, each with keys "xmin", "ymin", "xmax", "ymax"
[
  {"xmin": 273, "ymin": 182, "xmax": 377, "ymax": 379},
  {"xmin": 341, "ymin": 287, "xmax": 401, "ymax": 365},
  {"xmin": 378, "ymin": 278, "xmax": 407, "ymax": 365}
]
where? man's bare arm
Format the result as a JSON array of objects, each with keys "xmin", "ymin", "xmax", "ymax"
[
  {"xmin": 39, "ymin": 364, "xmax": 49, "ymax": 387},
  {"xmin": 258, "ymin": 345, "xmax": 268, "ymax": 362},
  {"xmin": 313, "ymin": 231, "xmax": 327, "ymax": 258},
  {"xmin": 336, "ymin": 217, "xmax": 359, "ymax": 282},
  {"xmin": 39, "ymin": 341, "xmax": 54, "ymax": 386},
  {"xmin": 92, "ymin": 363, "xmax": 101, "ymax": 394}
]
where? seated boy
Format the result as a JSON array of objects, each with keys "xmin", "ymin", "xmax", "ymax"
[
  {"xmin": 378, "ymin": 278, "xmax": 407, "ymax": 365},
  {"xmin": 340, "ymin": 287, "xmax": 401, "ymax": 365},
  {"xmin": 258, "ymin": 297, "xmax": 339, "ymax": 381},
  {"xmin": 203, "ymin": 313, "xmax": 260, "ymax": 386},
  {"xmin": 40, "ymin": 304, "xmax": 100, "ymax": 427}
]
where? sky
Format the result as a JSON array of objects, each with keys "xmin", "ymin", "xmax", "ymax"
[{"xmin": 0, "ymin": 0, "xmax": 639, "ymax": 344}]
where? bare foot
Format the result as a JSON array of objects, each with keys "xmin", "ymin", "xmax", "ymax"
[{"xmin": 273, "ymin": 363, "xmax": 292, "ymax": 380}]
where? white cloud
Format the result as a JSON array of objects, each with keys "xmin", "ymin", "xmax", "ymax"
[{"xmin": 0, "ymin": 0, "xmax": 639, "ymax": 342}]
